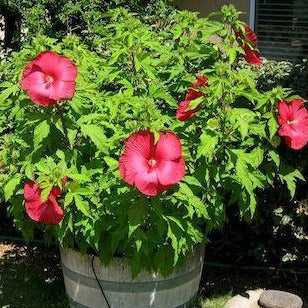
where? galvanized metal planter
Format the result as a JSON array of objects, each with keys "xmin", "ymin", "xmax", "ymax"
[{"xmin": 60, "ymin": 245, "xmax": 204, "ymax": 308}]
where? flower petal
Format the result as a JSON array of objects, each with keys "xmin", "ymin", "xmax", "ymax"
[
  {"xmin": 278, "ymin": 101, "xmax": 290, "ymax": 124},
  {"xmin": 21, "ymin": 70, "xmax": 47, "ymax": 92},
  {"xmin": 51, "ymin": 186, "xmax": 62, "ymax": 197},
  {"xmin": 21, "ymin": 70, "xmax": 58, "ymax": 106},
  {"xmin": 119, "ymin": 153, "xmax": 149, "ymax": 186},
  {"xmin": 244, "ymin": 25, "xmax": 258, "ymax": 46},
  {"xmin": 291, "ymin": 99, "xmax": 305, "ymax": 111},
  {"xmin": 155, "ymin": 132, "xmax": 183, "ymax": 161},
  {"xmin": 119, "ymin": 130, "xmax": 154, "ymax": 185},
  {"xmin": 24, "ymin": 181, "xmax": 41, "ymax": 202},
  {"xmin": 134, "ymin": 169, "xmax": 170, "ymax": 196},
  {"xmin": 26, "ymin": 199, "xmax": 65, "ymax": 225},
  {"xmin": 285, "ymin": 134, "xmax": 308, "ymax": 150},
  {"xmin": 24, "ymin": 181, "xmax": 65, "ymax": 225},
  {"xmin": 49, "ymin": 80, "xmax": 76, "ymax": 101},
  {"xmin": 243, "ymin": 45, "xmax": 263, "ymax": 66},
  {"xmin": 27, "ymin": 90, "xmax": 57, "ymax": 106},
  {"xmin": 176, "ymin": 100, "xmax": 199, "ymax": 121},
  {"xmin": 157, "ymin": 158, "xmax": 185, "ymax": 186},
  {"xmin": 185, "ymin": 89, "xmax": 203, "ymax": 101},
  {"xmin": 191, "ymin": 75, "xmax": 208, "ymax": 88}
]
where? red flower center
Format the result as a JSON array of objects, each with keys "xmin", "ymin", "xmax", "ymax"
[
  {"xmin": 287, "ymin": 119, "xmax": 299, "ymax": 125},
  {"xmin": 148, "ymin": 158, "xmax": 157, "ymax": 167},
  {"xmin": 45, "ymin": 75, "xmax": 54, "ymax": 84}
]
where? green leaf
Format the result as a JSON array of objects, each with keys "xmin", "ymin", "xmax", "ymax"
[
  {"xmin": 238, "ymin": 117, "xmax": 249, "ymax": 138},
  {"xmin": 103, "ymin": 156, "xmax": 118, "ymax": 169},
  {"xmin": 34, "ymin": 120, "xmax": 50, "ymax": 148},
  {"xmin": 0, "ymin": 84, "xmax": 18, "ymax": 107},
  {"xmin": 183, "ymin": 176, "xmax": 202, "ymax": 188},
  {"xmin": 80, "ymin": 124, "xmax": 108, "ymax": 153},
  {"xmin": 74, "ymin": 195, "xmax": 90, "ymax": 216},
  {"xmin": 245, "ymin": 147, "xmax": 264, "ymax": 168},
  {"xmin": 178, "ymin": 183, "xmax": 194, "ymax": 197},
  {"xmin": 190, "ymin": 196, "xmax": 209, "ymax": 219},
  {"xmin": 67, "ymin": 129, "xmax": 78, "ymax": 149},
  {"xmin": 187, "ymin": 96, "xmax": 203, "ymax": 110},
  {"xmin": 178, "ymin": 183, "xmax": 208, "ymax": 219},
  {"xmin": 279, "ymin": 164, "xmax": 305, "ymax": 198},
  {"xmin": 226, "ymin": 46, "xmax": 242, "ymax": 65},
  {"xmin": 68, "ymin": 173, "xmax": 91, "ymax": 182},
  {"xmin": 167, "ymin": 222, "xmax": 181, "ymax": 264},
  {"xmin": 24, "ymin": 163, "xmax": 35, "ymax": 180},
  {"xmin": 128, "ymin": 203, "xmax": 147, "ymax": 237},
  {"xmin": 269, "ymin": 150, "xmax": 280, "ymax": 167},
  {"xmin": 4, "ymin": 175, "xmax": 22, "ymax": 201},
  {"xmin": 229, "ymin": 108, "xmax": 257, "ymax": 138},
  {"xmin": 173, "ymin": 24, "xmax": 183, "ymax": 39},
  {"xmin": 64, "ymin": 192, "xmax": 74, "ymax": 208},
  {"xmin": 56, "ymin": 150, "xmax": 65, "ymax": 160},
  {"xmin": 207, "ymin": 118, "xmax": 220, "ymax": 131},
  {"xmin": 155, "ymin": 245, "xmax": 174, "ymax": 277},
  {"xmin": 165, "ymin": 216, "xmax": 185, "ymax": 231},
  {"xmin": 235, "ymin": 159, "xmax": 253, "ymax": 194},
  {"xmin": 268, "ymin": 116, "xmax": 279, "ymax": 139},
  {"xmin": 214, "ymin": 81, "xmax": 223, "ymax": 99},
  {"xmin": 41, "ymin": 186, "xmax": 52, "ymax": 202},
  {"xmin": 197, "ymin": 130, "xmax": 218, "ymax": 158}
]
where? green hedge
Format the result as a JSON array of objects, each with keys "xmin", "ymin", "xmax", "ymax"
[
  {"xmin": 257, "ymin": 59, "xmax": 308, "ymax": 99},
  {"xmin": 0, "ymin": 0, "xmax": 173, "ymax": 49}
]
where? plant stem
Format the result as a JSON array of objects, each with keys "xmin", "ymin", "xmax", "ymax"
[
  {"xmin": 55, "ymin": 104, "xmax": 70, "ymax": 148},
  {"xmin": 55, "ymin": 103, "xmax": 77, "ymax": 247}
]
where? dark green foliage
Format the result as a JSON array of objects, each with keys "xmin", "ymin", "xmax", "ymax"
[
  {"xmin": 254, "ymin": 59, "xmax": 308, "ymax": 99},
  {"xmin": 0, "ymin": 0, "xmax": 174, "ymax": 49},
  {"xmin": 0, "ymin": 5, "xmax": 305, "ymax": 277}
]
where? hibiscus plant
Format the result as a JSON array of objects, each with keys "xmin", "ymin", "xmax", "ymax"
[{"xmin": 0, "ymin": 6, "xmax": 306, "ymax": 277}]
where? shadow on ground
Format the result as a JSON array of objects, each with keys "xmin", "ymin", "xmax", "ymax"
[
  {"xmin": 0, "ymin": 242, "xmax": 307, "ymax": 308},
  {"xmin": 0, "ymin": 242, "xmax": 68, "ymax": 308},
  {"xmin": 197, "ymin": 265, "xmax": 308, "ymax": 308}
]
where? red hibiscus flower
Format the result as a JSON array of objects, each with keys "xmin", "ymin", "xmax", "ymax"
[
  {"xmin": 242, "ymin": 25, "xmax": 258, "ymax": 45},
  {"xmin": 24, "ymin": 181, "xmax": 65, "ymax": 225},
  {"xmin": 278, "ymin": 99, "xmax": 308, "ymax": 150},
  {"xmin": 243, "ymin": 44, "xmax": 263, "ymax": 66},
  {"xmin": 236, "ymin": 24, "xmax": 262, "ymax": 66},
  {"xmin": 21, "ymin": 51, "xmax": 78, "ymax": 107},
  {"xmin": 176, "ymin": 100, "xmax": 200, "ymax": 121},
  {"xmin": 186, "ymin": 75, "xmax": 209, "ymax": 101},
  {"xmin": 119, "ymin": 130, "xmax": 186, "ymax": 196},
  {"xmin": 176, "ymin": 75, "xmax": 208, "ymax": 121}
]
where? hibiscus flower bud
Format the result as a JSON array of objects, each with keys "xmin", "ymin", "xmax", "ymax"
[
  {"xmin": 186, "ymin": 75, "xmax": 208, "ymax": 101},
  {"xmin": 24, "ymin": 181, "xmax": 65, "ymax": 225},
  {"xmin": 176, "ymin": 100, "xmax": 200, "ymax": 121},
  {"xmin": 119, "ymin": 130, "xmax": 186, "ymax": 196},
  {"xmin": 176, "ymin": 75, "xmax": 208, "ymax": 121},
  {"xmin": 21, "ymin": 51, "xmax": 78, "ymax": 107},
  {"xmin": 278, "ymin": 99, "xmax": 308, "ymax": 150},
  {"xmin": 236, "ymin": 25, "xmax": 258, "ymax": 46},
  {"xmin": 235, "ymin": 24, "xmax": 263, "ymax": 66}
]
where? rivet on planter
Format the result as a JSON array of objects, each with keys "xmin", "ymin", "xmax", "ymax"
[{"xmin": 258, "ymin": 290, "xmax": 303, "ymax": 308}]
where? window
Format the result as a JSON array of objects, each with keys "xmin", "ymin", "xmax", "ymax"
[{"xmin": 255, "ymin": 0, "xmax": 308, "ymax": 61}]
